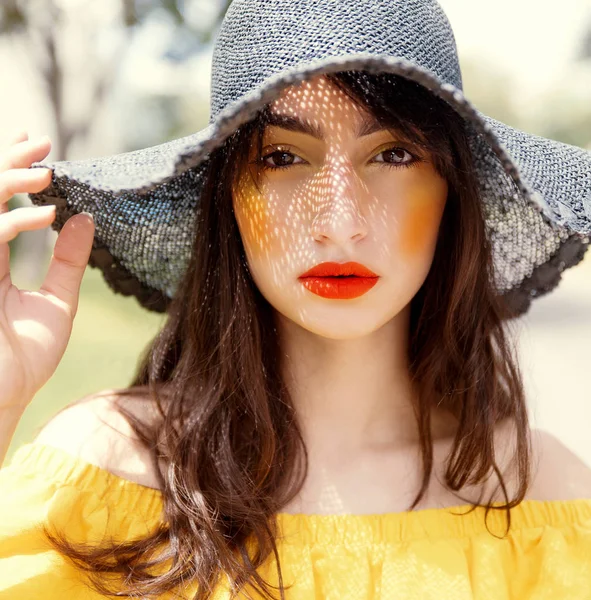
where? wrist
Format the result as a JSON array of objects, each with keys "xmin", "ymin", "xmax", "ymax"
[
  {"xmin": 0, "ymin": 398, "xmax": 33, "ymax": 415},
  {"xmin": 0, "ymin": 403, "xmax": 29, "ymax": 468}
]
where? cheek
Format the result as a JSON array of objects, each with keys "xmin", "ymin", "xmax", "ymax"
[
  {"xmin": 397, "ymin": 176, "xmax": 448, "ymax": 259},
  {"xmin": 234, "ymin": 175, "xmax": 310, "ymax": 260},
  {"xmin": 233, "ymin": 175, "xmax": 271, "ymax": 261}
]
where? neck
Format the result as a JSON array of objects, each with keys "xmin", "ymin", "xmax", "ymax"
[{"xmin": 276, "ymin": 304, "xmax": 457, "ymax": 461}]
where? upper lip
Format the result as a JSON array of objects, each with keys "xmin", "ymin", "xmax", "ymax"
[{"xmin": 299, "ymin": 261, "xmax": 379, "ymax": 278}]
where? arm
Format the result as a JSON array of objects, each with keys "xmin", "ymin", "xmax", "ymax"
[
  {"xmin": 0, "ymin": 404, "xmax": 27, "ymax": 468},
  {"xmin": 0, "ymin": 131, "xmax": 94, "ymax": 468}
]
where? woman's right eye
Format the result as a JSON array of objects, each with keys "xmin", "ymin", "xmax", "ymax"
[{"xmin": 261, "ymin": 150, "xmax": 306, "ymax": 170}]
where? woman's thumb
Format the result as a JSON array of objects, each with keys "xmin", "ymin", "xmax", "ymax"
[{"xmin": 39, "ymin": 212, "xmax": 95, "ymax": 316}]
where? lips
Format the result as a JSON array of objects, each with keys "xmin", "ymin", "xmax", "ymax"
[
  {"xmin": 298, "ymin": 262, "xmax": 379, "ymax": 299},
  {"xmin": 299, "ymin": 261, "xmax": 378, "ymax": 278}
]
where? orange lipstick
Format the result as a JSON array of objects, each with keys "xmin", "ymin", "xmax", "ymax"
[{"xmin": 298, "ymin": 261, "xmax": 379, "ymax": 299}]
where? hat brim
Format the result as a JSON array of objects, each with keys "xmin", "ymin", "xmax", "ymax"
[{"xmin": 28, "ymin": 55, "xmax": 591, "ymax": 315}]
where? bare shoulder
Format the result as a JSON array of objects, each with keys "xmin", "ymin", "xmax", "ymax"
[
  {"xmin": 33, "ymin": 389, "xmax": 163, "ymax": 491},
  {"xmin": 528, "ymin": 427, "xmax": 591, "ymax": 501},
  {"xmin": 463, "ymin": 419, "xmax": 591, "ymax": 503}
]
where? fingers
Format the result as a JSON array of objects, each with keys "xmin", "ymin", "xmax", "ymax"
[
  {"xmin": 40, "ymin": 212, "xmax": 95, "ymax": 317},
  {"xmin": 0, "ymin": 134, "xmax": 53, "ymax": 217},
  {"xmin": 0, "ymin": 168, "xmax": 53, "ymax": 202},
  {"xmin": 0, "ymin": 131, "xmax": 54, "ymax": 279},
  {"xmin": 0, "ymin": 205, "xmax": 57, "ymax": 243},
  {"xmin": 0, "ymin": 130, "xmax": 94, "ymax": 317},
  {"xmin": 0, "ymin": 134, "xmax": 51, "ymax": 173},
  {"xmin": 0, "ymin": 205, "xmax": 58, "ymax": 282}
]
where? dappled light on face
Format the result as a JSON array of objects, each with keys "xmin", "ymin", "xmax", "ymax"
[{"xmin": 231, "ymin": 74, "xmax": 448, "ymax": 338}]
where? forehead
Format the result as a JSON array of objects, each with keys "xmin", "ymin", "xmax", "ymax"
[
  {"xmin": 263, "ymin": 74, "xmax": 419, "ymax": 143},
  {"xmin": 268, "ymin": 74, "xmax": 368, "ymax": 122}
]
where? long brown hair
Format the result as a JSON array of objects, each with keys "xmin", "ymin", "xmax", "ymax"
[{"xmin": 43, "ymin": 71, "xmax": 531, "ymax": 599}]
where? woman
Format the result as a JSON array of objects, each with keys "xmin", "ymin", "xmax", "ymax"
[{"xmin": 1, "ymin": 0, "xmax": 591, "ymax": 598}]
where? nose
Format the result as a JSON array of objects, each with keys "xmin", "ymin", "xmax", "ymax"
[{"xmin": 310, "ymin": 162, "xmax": 369, "ymax": 246}]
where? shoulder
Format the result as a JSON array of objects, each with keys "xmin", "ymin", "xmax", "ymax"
[
  {"xmin": 528, "ymin": 427, "xmax": 591, "ymax": 501},
  {"xmin": 459, "ymin": 419, "xmax": 591, "ymax": 503},
  {"xmin": 33, "ymin": 389, "xmax": 163, "ymax": 491}
]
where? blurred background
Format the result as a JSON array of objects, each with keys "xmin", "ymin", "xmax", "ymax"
[{"xmin": 1, "ymin": 0, "xmax": 591, "ymax": 467}]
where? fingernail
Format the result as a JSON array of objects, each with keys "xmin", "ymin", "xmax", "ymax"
[{"xmin": 80, "ymin": 211, "xmax": 94, "ymax": 223}]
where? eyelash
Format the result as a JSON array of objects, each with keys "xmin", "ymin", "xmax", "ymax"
[{"xmin": 256, "ymin": 146, "xmax": 420, "ymax": 171}]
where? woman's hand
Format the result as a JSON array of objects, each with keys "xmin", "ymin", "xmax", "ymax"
[{"xmin": 0, "ymin": 131, "xmax": 95, "ymax": 410}]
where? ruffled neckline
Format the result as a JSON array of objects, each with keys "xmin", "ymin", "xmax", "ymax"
[{"xmin": 9, "ymin": 442, "xmax": 591, "ymax": 545}]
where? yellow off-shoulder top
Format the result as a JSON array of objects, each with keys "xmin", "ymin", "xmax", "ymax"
[{"xmin": 2, "ymin": 442, "xmax": 591, "ymax": 599}]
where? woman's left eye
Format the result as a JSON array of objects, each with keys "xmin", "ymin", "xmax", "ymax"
[{"xmin": 372, "ymin": 147, "xmax": 415, "ymax": 166}]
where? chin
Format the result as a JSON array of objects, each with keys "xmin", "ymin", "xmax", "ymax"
[
  {"xmin": 264, "ymin": 280, "xmax": 414, "ymax": 338},
  {"xmin": 306, "ymin": 325, "xmax": 375, "ymax": 340},
  {"xmin": 294, "ymin": 306, "xmax": 402, "ymax": 340}
]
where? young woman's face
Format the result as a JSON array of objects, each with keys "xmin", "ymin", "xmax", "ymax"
[{"xmin": 232, "ymin": 75, "xmax": 448, "ymax": 339}]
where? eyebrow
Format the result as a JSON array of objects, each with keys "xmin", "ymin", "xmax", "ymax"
[{"xmin": 264, "ymin": 112, "xmax": 389, "ymax": 140}]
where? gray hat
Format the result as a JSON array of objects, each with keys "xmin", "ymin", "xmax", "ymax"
[{"xmin": 28, "ymin": 0, "xmax": 591, "ymax": 315}]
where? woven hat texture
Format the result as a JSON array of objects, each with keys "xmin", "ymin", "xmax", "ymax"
[{"xmin": 28, "ymin": 0, "xmax": 591, "ymax": 315}]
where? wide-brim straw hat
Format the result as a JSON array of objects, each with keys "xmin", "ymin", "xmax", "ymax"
[{"xmin": 28, "ymin": 0, "xmax": 591, "ymax": 316}]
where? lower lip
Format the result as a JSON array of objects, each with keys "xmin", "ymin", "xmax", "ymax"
[{"xmin": 299, "ymin": 276, "xmax": 379, "ymax": 299}]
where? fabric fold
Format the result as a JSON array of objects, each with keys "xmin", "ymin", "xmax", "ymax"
[{"xmin": 2, "ymin": 442, "xmax": 591, "ymax": 599}]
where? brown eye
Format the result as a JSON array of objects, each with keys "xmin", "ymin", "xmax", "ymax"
[
  {"xmin": 261, "ymin": 150, "xmax": 305, "ymax": 169},
  {"xmin": 373, "ymin": 147, "xmax": 415, "ymax": 166}
]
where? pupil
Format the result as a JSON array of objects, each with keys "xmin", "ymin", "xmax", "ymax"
[
  {"xmin": 275, "ymin": 152, "xmax": 292, "ymax": 166},
  {"xmin": 385, "ymin": 149, "xmax": 404, "ymax": 163}
]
